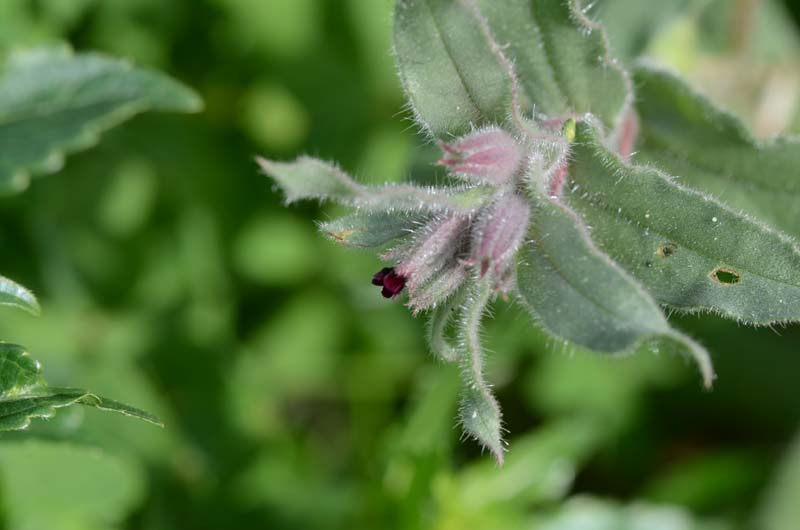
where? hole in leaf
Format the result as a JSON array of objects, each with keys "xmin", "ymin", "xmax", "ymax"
[
  {"xmin": 657, "ymin": 242, "xmax": 677, "ymax": 258},
  {"xmin": 711, "ymin": 267, "xmax": 741, "ymax": 285}
]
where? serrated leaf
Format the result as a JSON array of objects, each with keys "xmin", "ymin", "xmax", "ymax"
[
  {"xmin": 517, "ymin": 195, "xmax": 713, "ymax": 386},
  {"xmin": 318, "ymin": 211, "xmax": 428, "ymax": 249},
  {"xmin": 0, "ymin": 343, "xmax": 162, "ymax": 430},
  {"xmin": 0, "ymin": 274, "xmax": 40, "ymax": 315},
  {"xmin": 475, "ymin": 0, "xmax": 632, "ymax": 132},
  {"xmin": 634, "ymin": 65, "xmax": 800, "ymax": 239},
  {"xmin": 393, "ymin": 0, "xmax": 513, "ymax": 137},
  {"xmin": 565, "ymin": 121, "xmax": 800, "ymax": 325},
  {"xmin": 258, "ymin": 156, "xmax": 494, "ymax": 214},
  {"xmin": 0, "ymin": 45, "xmax": 202, "ymax": 192}
]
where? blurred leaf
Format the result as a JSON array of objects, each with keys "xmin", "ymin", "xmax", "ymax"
[
  {"xmin": 456, "ymin": 419, "xmax": 605, "ymax": 508},
  {"xmin": 212, "ymin": 0, "xmax": 320, "ymax": 60},
  {"xmin": 634, "ymin": 65, "xmax": 800, "ymax": 239},
  {"xmin": 518, "ymin": 194, "xmax": 712, "ymax": 387},
  {"xmin": 595, "ymin": 0, "xmax": 696, "ymax": 62},
  {"xmin": 0, "ymin": 275, "xmax": 39, "ymax": 315},
  {"xmin": 644, "ymin": 451, "xmax": 765, "ymax": 513},
  {"xmin": 0, "ymin": 343, "xmax": 161, "ymax": 431},
  {"xmin": 758, "ymin": 431, "xmax": 800, "ymax": 530},
  {"xmin": 233, "ymin": 213, "xmax": 319, "ymax": 285},
  {"xmin": 566, "ymin": 121, "xmax": 800, "ymax": 325},
  {"xmin": 530, "ymin": 496, "xmax": 725, "ymax": 530},
  {"xmin": 0, "ymin": 45, "xmax": 202, "ymax": 192},
  {"xmin": 0, "ymin": 440, "xmax": 144, "ymax": 530},
  {"xmin": 240, "ymin": 82, "xmax": 309, "ymax": 152},
  {"xmin": 96, "ymin": 158, "xmax": 157, "ymax": 237}
]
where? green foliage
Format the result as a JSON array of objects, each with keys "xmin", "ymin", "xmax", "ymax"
[
  {"xmin": 0, "ymin": 343, "xmax": 161, "ymax": 430},
  {"xmin": 0, "ymin": 0, "xmax": 799, "ymax": 529},
  {"xmin": 0, "ymin": 276, "xmax": 39, "ymax": 315},
  {"xmin": 0, "ymin": 46, "xmax": 201, "ymax": 192}
]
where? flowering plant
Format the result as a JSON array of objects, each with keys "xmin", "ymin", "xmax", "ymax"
[{"xmin": 260, "ymin": 0, "xmax": 800, "ymax": 463}]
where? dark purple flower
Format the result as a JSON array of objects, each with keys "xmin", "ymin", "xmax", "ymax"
[{"xmin": 372, "ymin": 267, "xmax": 407, "ymax": 298}]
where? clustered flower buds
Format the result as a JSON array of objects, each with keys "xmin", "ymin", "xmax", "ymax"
[
  {"xmin": 373, "ymin": 127, "xmax": 531, "ymax": 307},
  {"xmin": 436, "ymin": 127, "xmax": 523, "ymax": 186}
]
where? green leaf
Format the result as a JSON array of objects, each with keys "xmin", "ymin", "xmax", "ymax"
[
  {"xmin": 566, "ymin": 121, "xmax": 800, "ymax": 325},
  {"xmin": 393, "ymin": 0, "xmax": 513, "ymax": 137},
  {"xmin": 0, "ymin": 343, "xmax": 162, "ymax": 430},
  {"xmin": 475, "ymin": 0, "xmax": 632, "ymax": 132},
  {"xmin": 456, "ymin": 275, "xmax": 504, "ymax": 464},
  {"xmin": 517, "ymin": 195, "xmax": 713, "ymax": 386},
  {"xmin": 0, "ymin": 275, "xmax": 39, "ymax": 315},
  {"xmin": 318, "ymin": 211, "xmax": 428, "ymax": 249},
  {"xmin": 759, "ymin": 431, "xmax": 800, "ymax": 530},
  {"xmin": 258, "ymin": 155, "xmax": 494, "ymax": 214},
  {"xmin": 393, "ymin": 0, "xmax": 633, "ymax": 138},
  {"xmin": 634, "ymin": 65, "xmax": 800, "ymax": 239},
  {"xmin": 0, "ymin": 45, "xmax": 202, "ymax": 192},
  {"xmin": 0, "ymin": 440, "xmax": 145, "ymax": 530}
]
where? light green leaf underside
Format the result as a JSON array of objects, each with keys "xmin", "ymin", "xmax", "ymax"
[
  {"xmin": 259, "ymin": 156, "xmax": 494, "ymax": 214},
  {"xmin": 318, "ymin": 211, "xmax": 428, "ymax": 249},
  {"xmin": 567, "ymin": 122, "xmax": 800, "ymax": 325},
  {"xmin": 634, "ymin": 65, "xmax": 800, "ymax": 239},
  {"xmin": 476, "ymin": 0, "xmax": 631, "ymax": 130},
  {"xmin": 0, "ymin": 45, "xmax": 202, "ymax": 192},
  {"xmin": 0, "ymin": 343, "xmax": 162, "ymax": 431},
  {"xmin": 0, "ymin": 275, "xmax": 39, "ymax": 315},
  {"xmin": 518, "ymin": 196, "xmax": 713, "ymax": 386},
  {"xmin": 394, "ymin": 0, "xmax": 512, "ymax": 137}
]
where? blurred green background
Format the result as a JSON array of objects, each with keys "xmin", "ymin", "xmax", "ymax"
[{"xmin": 1, "ymin": 0, "xmax": 800, "ymax": 529}]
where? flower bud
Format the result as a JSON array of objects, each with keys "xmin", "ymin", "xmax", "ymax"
[
  {"xmin": 471, "ymin": 193, "xmax": 530, "ymax": 277},
  {"xmin": 437, "ymin": 127, "xmax": 523, "ymax": 186}
]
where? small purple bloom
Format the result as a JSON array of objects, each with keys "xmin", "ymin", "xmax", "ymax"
[
  {"xmin": 437, "ymin": 127, "xmax": 523, "ymax": 186},
  {"xmin": 372, "ymin": 267, "xmax": 407, "ymax": 298}
]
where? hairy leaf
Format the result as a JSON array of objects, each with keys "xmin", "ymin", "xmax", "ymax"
[
  {"xmin": 393, "ymin": 0, "xmax": 512, "ymax": 137},
  {"xmin": 476, "ymin": 0, "xmax": 632, "ymax": 132},
  {"xmin": 518, "ymin": 195, "xmax": 713, "ymax": 386},
  {"xmin": 0, "ymin": 343, "xmax": 162, "ymax": 430},
  {"xmin": 634, "ymin": 65, "xmax": 800, "ymax": 239},
  {"xmin": 456, "ymin": 275, "xmax": 504, "ymax": 464},
  {"xmin": 258, "ymin": 156, "xmax": 494, "ymax": 214},
  {"xmin": 0, "ymin": 275, "xmax": 39, "ymax": 315},
  {"xmin": 0, "ymin": 45, "xmax": 202, "ymax": 192},
  {"xmin": 566, "ymin": 121, "xmax": 800, "ymax": 325},
  {"xmin": 318, "ymin": 211, "xmax": 428, "ymax": 249}
]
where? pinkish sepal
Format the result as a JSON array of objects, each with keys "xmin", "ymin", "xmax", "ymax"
[
  {"xmin": 471, "ymin": 193, "xmax": 530, "ymax": 278},
  {"xmin": 437, "ymin": 127, "xmax": 523, "ymax": 186}
]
